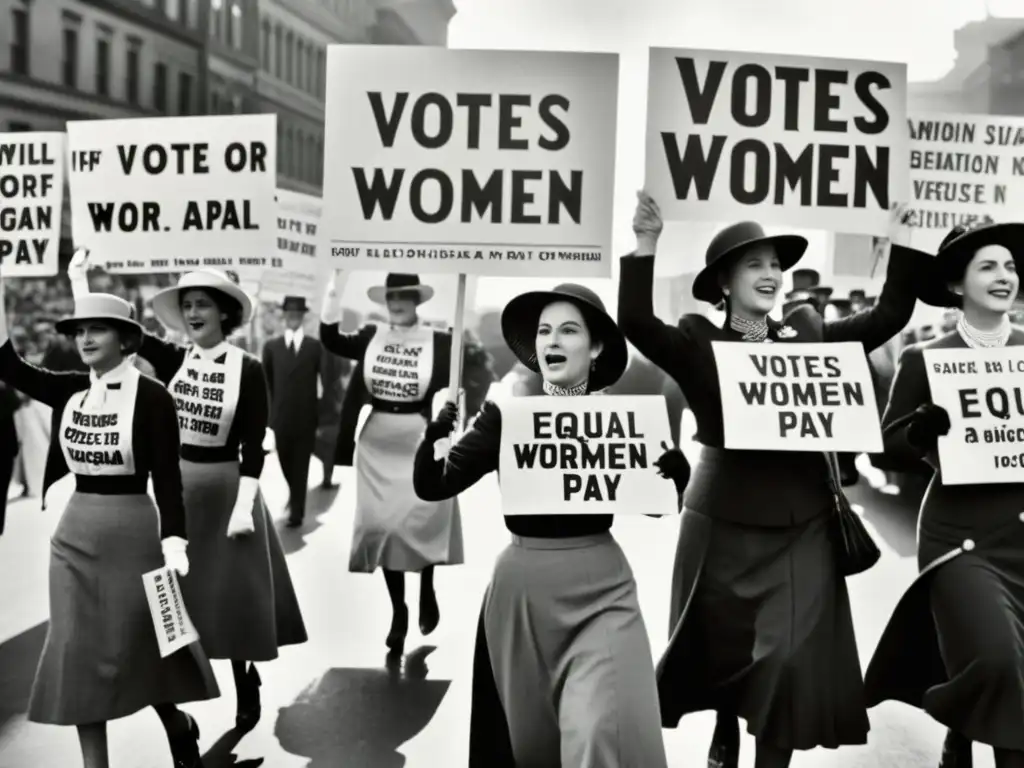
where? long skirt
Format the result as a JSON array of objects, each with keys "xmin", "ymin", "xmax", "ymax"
[
  {"xmin": 180, "ymin": 459, "xmax": 307, "ymax": 661},
  {"xmin": 469, "ymin": 532, "xmax": 667, "ymax": 768},
  {"xmin": 657, "ymin": 508, "xmax": 869, "ymax": 751},
  {"xmin": 28, "ymin": 492, "xmax": 220, "ymax": 725},
  {"xmin": 348, "ymin": 411, "xmax": 464, "ymax": 573},
  {"xmin": 865, "ymin": 519, "xmax": 1024, "ymax": 750}
]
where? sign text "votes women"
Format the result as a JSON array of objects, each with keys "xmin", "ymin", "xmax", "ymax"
[
  {"xmin": 646, "ymin": 48, "xmax": 909, "ymax": 235},
  {"xmin": 322, "ymin": 46, "xmax": 618, "ymax": 278}
]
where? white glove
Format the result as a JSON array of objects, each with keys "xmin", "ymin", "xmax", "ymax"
[
  {"xmin": 226, "ymin": 476, "xmax": 259, "ymax": 538},
  {"xmin": 68, "ymin": 247, "xmax": 92, "ymax": 299},
  {"xmin": 161, "ymin": 536, "xmax": 189, "ymax": 576},
  {"xmin": 320, "ymin": 270, "xmax": 343, "ymax": 325},
  {"xmin": 262, "ymin": 428, "xmax": 276, "ymax": 453}
]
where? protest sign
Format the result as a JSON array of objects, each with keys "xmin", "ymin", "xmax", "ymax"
[
  {"xmin": 141, "ymin": 567, "xmax": 199, "ymax": 658},
  {"xmin": 714, "ymin": 341, "xmax": 882, "ymax": 451},
  {"xmin": 0, "ymin": 132, "xmax": 64, "ymax": 277},
  {"xmin": 923, "ymin": 346, "xmax": 1024, "ymax": 485},
  {"xmin": 498, "ymin": 395, "xmax": 678, "ymax": 515},
  {"xmin": 908, "ymin": 112, "xmax": 1024, "ymax": 253},
  {"xmin": 253, "ymin": 189, "xmax": 325, "ymax": 301},
  {"xmin": 322, "ymin": 45, "xmax": 618, "ymax": 278},
  {"xmin": 646, "ymin": 48, "xmax": 909, "ymax": 235},
  {"xmin": 66, "ymin": 114, "xmax": 277, "ymax": 274}
]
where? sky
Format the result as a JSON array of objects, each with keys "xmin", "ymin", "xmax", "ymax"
[{"xmin": 446, "ymin": 0, "xmax": 1022, "ymax": 311}]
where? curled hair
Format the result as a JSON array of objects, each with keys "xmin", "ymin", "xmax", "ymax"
[{"xmin": 179, "ymin": 287, "xmax": 244, "ymax": 337}]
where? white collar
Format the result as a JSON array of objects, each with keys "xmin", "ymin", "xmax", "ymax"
[
  {"xmin": 285, "ymin": 328, "xmax": 304, "ymax": 344},
  {"xmin": 191, "ymin": 340, "xmax": 231, "ymax": 361},
  {"xmin": 89, "ymin": 355, "xmax": 136, "ymax": 386}
]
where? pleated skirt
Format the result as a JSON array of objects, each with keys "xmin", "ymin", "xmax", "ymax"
[
  {"xmin": 470, "ymin": 532, "xmax": 667, "ymax": 768},
  {"xmin": 656, "ymin": 508, "xmax": 869, "ymax": 751},
  {"xmin": 28, "ymin": 492, "xmax": 220, "ymax": 725},
  {"xmin": 179, "ymin": 459, "xmax": 307, "ymax": 661},
  {"xmin": 348, "ymin": 411, "xmax": 464, "ymax": 573}
]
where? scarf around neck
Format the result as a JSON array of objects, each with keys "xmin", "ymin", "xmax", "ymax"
[{"xmin": 729, "ymin": 313, "xmax": 770, "ymax": 343}]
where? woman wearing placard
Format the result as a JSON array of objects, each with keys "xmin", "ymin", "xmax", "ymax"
[
  {"xmin": 319, "ymin": 271, "xmax": 492, "ymax": 655},
  {"xmin": 412, "ymin": 282, "xmax": 691, "ymax": 767},
  {"xmin": 67, "ymin": 253, "xmax": 307, "ymax": 735},
  {"xmin": 865, "ymin": 223, "xmax": 1024, "ymax": 768},
  {"xmin": 0, "ymin": 276, "xmax": 219, "ymax": 767},
  {"xmin": 619, "ymin": 192, "xmax": 921, "ymax": 768}
]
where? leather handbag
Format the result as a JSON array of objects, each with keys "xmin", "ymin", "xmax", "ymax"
[{"xmin": 824, "ymin": 452, "xmax": 881, "ymax": 577}]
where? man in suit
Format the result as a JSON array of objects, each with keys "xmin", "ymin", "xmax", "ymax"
[{"xmin": 263, "ymin": 296, "xmax": 326, "ymax": 528}]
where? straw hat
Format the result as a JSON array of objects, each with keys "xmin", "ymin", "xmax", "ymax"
[{"xmin": 151, "ymin": 269, "xmax": 253, "ymax": 332}]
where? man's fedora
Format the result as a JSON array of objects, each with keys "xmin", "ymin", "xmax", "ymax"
[
  {"xmin": 282, "ymin": 296, "xmax": 309, "ymax": 313},
  {"xmin": 692, "ymin": 222, "xmax": 808, "ymax": 304},
  {"xmin": 367, "ymin": 274, "xmax": 435, "ymax": 306}
]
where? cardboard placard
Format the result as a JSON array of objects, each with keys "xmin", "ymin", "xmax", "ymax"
[
  {"xmin": 0, "ymin": 132, "xmax": 64, "ymax": 277},
  {"xmin": 646, "ymin": 48, "xmax": 909, "ymax": 235},
  {"xmin": 141, "ymin": 567, "xmax": 199, "ymax": 658},
  {"xmin": 713, "ymin": 341, "xmax": 882, "ymax": 451},
  {"xmin": 924, "ymin": 346, "xmax": 1024, "ymax": 485},
  {"xmin": 321, "ymin": 45, "xmax": 618, "ymax": 278},
  {"xmin": 908, "ymin": 112, "xmax": 1024, "ymax": 253},
  {"xmin": 254, "ymin": 188, "xmax": 326, "ymax": 300},
  {"xmin": 497, "ymin": 395, "xmax": 678, "ymax": 515},
  {"xmin": 66, "ymin": 114, "xmax": 277, "ymax": 273}
]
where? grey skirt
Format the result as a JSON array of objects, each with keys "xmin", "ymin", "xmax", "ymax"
[
  {"xmin": 29, "ymin": 492, "xmax": 220, "ymax": 725},
  {"xmin": 179, "ymin": 459, "xmax": 307, "ymax": 660},
  {"xmin": 474, "ymin": 532, "xmax": 667, "ymax": 768}
]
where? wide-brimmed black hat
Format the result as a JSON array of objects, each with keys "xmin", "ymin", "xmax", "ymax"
[
  {"xmin": 282, "ymin": 296, "xmax": 309, "ymax": 313},
  {"xmin": 692, "ymin": 222, "xmax": 808, "ymax": 304},
  {"xmin": 909, "ymin": 222, "xmax": 1024, "ymax": 308},
  {"xmin": 368, "ymin": 274, "xmax": 434, "ymax": 305},
  {"xmin": 501, "ymin": 284, "xmax": 628, "ymax": 391}
]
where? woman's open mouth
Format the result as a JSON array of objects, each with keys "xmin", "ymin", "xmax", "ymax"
[
  {"xmin": 755, "ymin": 285, "xmax": 777, "ymax": 297},
  {"xmin": 544, "ymin": 352, "xmax": 567, "ymax": 369}
]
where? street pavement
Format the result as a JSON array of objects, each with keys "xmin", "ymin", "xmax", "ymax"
[{"xmin": 0, "ymin": 417, "xmax": 995, "ymax": 767}]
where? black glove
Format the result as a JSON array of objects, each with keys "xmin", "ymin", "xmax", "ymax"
[
  {"xmin": 425, "ymin": 401, "xmax": 459, "ymax": 443},
  {"xmin": 654, "ymin": 441, "xmax": 691, "ymax": 494},
  {"xmin": 906, "ymin": 403, "xmax": 951, "ymax": 449}
]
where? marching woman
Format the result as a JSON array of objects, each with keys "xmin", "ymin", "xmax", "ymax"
[
  {"xmin": 412, "ymin": 282, "xmax": 690, "ymax": 767},
  {"xmin": 67, "ymin": 253, "xmax": 307, "ymax": 734},
  {"xmin": 865, "ymin": 223, "xmax": 1024, "ymax": 768},
  {"xmin": 319, "ymin": 272, "xmax": 491, "ymax": 654},
  {"xmin": 0, "ymin": 277, "xmax": 219, "ymax": 767},
  {"xmin": 619, "ymin": 191, "xmax": 920, "ymax": 768}
]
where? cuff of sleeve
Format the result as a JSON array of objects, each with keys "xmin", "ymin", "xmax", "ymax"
[{"xmin": 161, "ymin": 535, "xmax": 187, "ymax": 552}]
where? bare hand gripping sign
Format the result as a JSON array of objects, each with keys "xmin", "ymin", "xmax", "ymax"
[
  {"xmin": 924, "ymin": 347, "xmax": 1024, "ymax": 485},
  {"xmin": 645, "ymin": 48, "xmax": 909, "ymax": 235},
  {"xmin": 498, "ymin": 396, "xmax": 678, "ymax": 515},
  {"xmin": 713, "ymin": 342, "xmax": 883, "ymax": 452},
  {"xmin": 321, "ymin": 46, "xmax": 618, "ymax": 278},
  {"xmin": 0, "ymin": 132, "xmax": 64, "ymax": 276},
  {"xmin": 66, "ymin": 114, "xmax": 277, "ymax": 274}
]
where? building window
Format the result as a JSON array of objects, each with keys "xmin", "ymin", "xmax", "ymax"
[
  {"xmin": 10, "ymin": 1, "xmax": 30, "ymax": 76},
  {"xmin": 165, "ymin": 0, "xmax": 180, "ymax": 21},
  {"xmin": 178, "ymin": 72, "xmax": 193, "ymax": 115},
  {"xmin": 126, "ymin": 42, "xmax": 141, "ymax": 105},
  {"xmin": 229, "ymin": 2, "xmax": 242, "ymax": 49},
  {"xmin": 297, "ymin": 130, "xmax": 305, "ymax": 181},
  {"xmin": 184, "ymin": 0, "xmax": 198, "ymax": 28},
  {"xmin": 154, "ymin": 62, "xmax": 168, "ymax": 113},
  {"xmin": 95, "ymin": 34, "xmax": 111, "ymax": 97},
  {"xmin": 316, "ymin": 48, "xmax": 325, "ymax": 98},
  {"xmin": 274, "ymin": 25, "xmax": 282, "ymax": 78},
  {"xmin": 306, "ymin": 46, "xmax": 315, "ymax": 93},
  {"xmin": 261, "ymin": 19, "xmax": 270, "ymax": 71},
  {"xmin": 296, "ymin": 40, "xmax": 304, "ymax": 91},
  {"xmin": 211, "ymin": 90, "xmax": 220, "ymax": 114},
  {"xmin": 284, "ymin": 127, "xmax": 293, "ymax": 177},
  {"xmin": 61, "ymin": 25, "xmax": 79, "ymax": 89},
  {"xmin": 306, "ymin": 134, "xmax": 316, "ymax": 182},
  {"xmin": 211, "ymin": 0, "xmax": 223, "ymax": 41},
  {"xmin": 315, "ymin": 136, "xmax": 323, "ymax": 185},
  {"xmin": 284, "ymin": 31, "xmax": 293, "ymax": 84}
]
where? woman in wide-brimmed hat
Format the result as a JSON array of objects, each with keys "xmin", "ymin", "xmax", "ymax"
[
  {"xmin": 619, "ymin": 191, "xmax": 922, "ymax": 768},
  {"xmin": 319, "ymin": 272, "xmax": 493, "ymax": 655},
  {"xmin": 67, "ymin": 253, "xmax": 307, "ymax": 736},
  {"xmin": 865, "ymin": 222, "xmax": 1024, "ymax": 768},
  {"xmin": 0, "ymin": 278, "xmax": 220, "ymax": 767},
  {"xmin": 413, "ymin": 282, "xmax": 689, "ymax": 766}
]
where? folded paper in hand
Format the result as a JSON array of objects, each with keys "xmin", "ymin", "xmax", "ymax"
[{"xmin": 142, "ymin": 567, "xmax": 199, "ymax": 658}]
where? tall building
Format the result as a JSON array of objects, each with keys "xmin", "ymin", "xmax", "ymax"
[{"xmin": 203, "ymin": 0, "xmax": 260, "ymax": 116}]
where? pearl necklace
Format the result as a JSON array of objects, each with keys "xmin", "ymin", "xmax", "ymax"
[
  {"xmin": 729, "ymin": 314, "xmax": 769, "ymax": 343},
  {"xmin": 543, "ymin": 380, "xmax": 588, "ymax": 397},
  {"xmin": 956, "ymin": 312, "xmax": 1010, "ymax": 349}
]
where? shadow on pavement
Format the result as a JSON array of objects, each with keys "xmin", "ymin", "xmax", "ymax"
[
  {"xmin": 0, "ymin": 621, "xmax": 47, "ymax": 733},
  {"xmin": 278, "ymin": 484, "xmax": 340, "ymax": 556},
  {"xmin": 274, "ymin": 645, "xmax": 449, "ymax": 768}
]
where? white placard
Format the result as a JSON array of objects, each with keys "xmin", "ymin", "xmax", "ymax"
[
  {"xmin": 141, "ymin": 567, "xmax": 199, "ymax": 658},
  {"xmin": 908, "ymin": 113, "xmax": 1024, "ymax": 253},
  {"xmin": 322, "ymin": 45, "xmax": 618, "ymax": 278},
  {"xmin": 66, "ymin": 114, "xmax": 277, "ymax": 274},
  {"xmin": 255, "ymin": 189, "xmax": 326, "ymax": 300},
  {"xmin": 923, "ymin": 346, "xmax": 1024, "ymax": 485},
  {"xmin": 497, "ymin": 395, "xmax": 678, "ymax": 515},
  {"xmin": 713, "ymin": 341, "xmax": 882, "ymax": 451},
  {"xmin": 0, "ymin": 132, "xmax": 64, "ymax": 277},
  {"xmin": 646, "ymin": 48, "xmax": 909, "ymax": 235}
]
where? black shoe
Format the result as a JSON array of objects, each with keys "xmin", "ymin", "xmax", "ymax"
[
  {"xmin": 387, "ymin": 604, "xmax": 408, "ymax": 654},
  {"xmin": 320, "ymin": 480, "xmax": 338, "ymax": 490},
  {"xmin": 419, "ymin": 585, "xmax": 439, "ymax": 636},
  {"xmin": 708, "ymin": 714, "xmax": 740, "ymax": 768},
  {"xmin": 235, "ymin": 664, "xmax": 262, "ymax": 733},
  {"xmin": 286, "ymin": 517, "xmax": 303, "ymax": 528},
  {"xmin": 169, "ymin": 712, "xmax": 204, "ymax": 768},
  {"xmin": 938, "ymin": 730, "xmax": 972, "ymax": 768}
]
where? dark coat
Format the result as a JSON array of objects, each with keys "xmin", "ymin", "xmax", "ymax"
[{"xmin": 262, "ymin": 334, "xmax": 324, "ymax": 437}]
